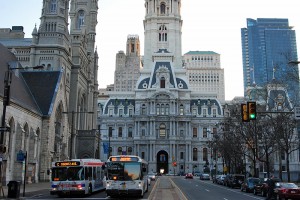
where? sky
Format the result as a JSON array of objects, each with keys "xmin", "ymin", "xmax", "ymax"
[{"xmin": 2, "ymin": 0, "xmax": 300, "ymax": 100}]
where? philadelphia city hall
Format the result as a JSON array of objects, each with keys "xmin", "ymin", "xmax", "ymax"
[{"xmin": 98, "ymin": 0, "xmax": 225, "ymax": 175}]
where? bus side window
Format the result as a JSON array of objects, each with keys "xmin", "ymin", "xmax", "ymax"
[
  {"xmin": 85, "ymin": 167, "xmax": 90, "ymax": 180},
  {"xmin": 93, "ymin": 167, "xmax": 97, "ymax": 180}
]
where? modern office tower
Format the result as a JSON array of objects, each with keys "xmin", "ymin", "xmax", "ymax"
[
  {"xmin": 241, "ymin": 18, "xmax": 299, "ymax": 100},
  {"xmin": 184, "ymin": 51, "xmax": 225, "ymax": 103},
  {"xmin": 114, "ymin": 35, "xmax": 142, "ymax": 92}
]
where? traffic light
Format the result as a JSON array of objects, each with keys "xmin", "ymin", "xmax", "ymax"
[
  {"xmin": 247, "ymin": 101, "xmax": 256, "ymax": 120},
  {"xmin": 241, "ymin": 103, "xmax": 249, "ymax": 122}
]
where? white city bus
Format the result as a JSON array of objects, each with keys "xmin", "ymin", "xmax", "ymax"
[
  {"xmin": 105, "ymin": 155, "xmax": 149, "ymax": 198},
  {"xmin": 50, "ymin": 159, "xmax": 105, "ymax": 197}
]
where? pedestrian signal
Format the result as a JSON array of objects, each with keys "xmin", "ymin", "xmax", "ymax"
[
  {"xmin": 247, "ymin": 101, "xmax": 256, "ymax": 120},
  {"xmin": 241, "ymin": 103, "xmax": 249, "ymax": 122}
]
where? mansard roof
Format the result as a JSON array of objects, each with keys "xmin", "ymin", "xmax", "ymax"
[
  {"xmin": 184, "ymin": 51, "xmax": 219, "ymax": 55},
  {"xmin": 0, "ymin": 38, "xmax": 32, "ymax": 47},
  {"xmin": 21, "ymin": 71, "xmax": 62, "ymax": 116},
  {"xmin": 0, "ymin": 43, "xmax": 41, "ymax": 114},
  {"xmin": 0, "ymin": 42, "xmax": 62, "ymax": 116}
]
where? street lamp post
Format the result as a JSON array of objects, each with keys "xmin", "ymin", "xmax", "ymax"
[{"xmin": 62, "ymin": 111, "xmax": 94, "ymax": 159}]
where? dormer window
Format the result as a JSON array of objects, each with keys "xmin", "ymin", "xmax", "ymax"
[
  {"xmin": 160, "ymin": 77, "xmax": 166, "ymax": 88},
  {"xmin": 160, "ymin": 3, "xmax": 166, "ymax": 14},
  {"xmin": 212, "ymin": 108, "xmax": 217, "ymax": 117}
]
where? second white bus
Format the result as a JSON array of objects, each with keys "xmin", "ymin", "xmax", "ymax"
[{"xmin": 105, "ymin": 155, "xmax": 149, "ymax": 198}]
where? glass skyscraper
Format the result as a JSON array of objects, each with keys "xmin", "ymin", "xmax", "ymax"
[{"xmin": 241, "ymin": 18, "xmax": 299, "ymax": 100}]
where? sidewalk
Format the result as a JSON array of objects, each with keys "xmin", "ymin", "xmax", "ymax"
[
  {"xmin": 149, "ymin": 176, "xmax": 187, "ymax": 200},
  {"xmin": 0, "ymin": 181, "xmax": 50, "ymax": 199}
]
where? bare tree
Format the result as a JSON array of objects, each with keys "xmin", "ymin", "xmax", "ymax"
[{"xmin": 270, "ymin": 112, "xmax": 299, "ymax": 181}]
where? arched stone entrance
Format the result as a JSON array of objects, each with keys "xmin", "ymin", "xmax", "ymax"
[{"xmin": 156, "ymin": 150, "xmax": 168, "ymax": 174}]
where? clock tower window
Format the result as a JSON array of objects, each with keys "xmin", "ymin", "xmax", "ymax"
[{"xmin": 159, "ymin": 25, "xmax": 167, "ymax": 42}]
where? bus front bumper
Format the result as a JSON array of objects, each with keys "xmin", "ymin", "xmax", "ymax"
[
  {"xmin": 106, "ymin": 189, "xmax": 142, "ymax": 197},
  {"xmin": 50, "ymin": 190, "xmax": 85, "ymax": 196}
]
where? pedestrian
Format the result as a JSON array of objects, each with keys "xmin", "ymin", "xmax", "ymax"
[{"xmin": 267, "ymin": 175, "xmax": 275, "ymax": 200}]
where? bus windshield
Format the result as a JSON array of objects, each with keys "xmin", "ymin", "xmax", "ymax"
[
  {"xmin": 107, "ymin": 162, "xmax": 141, "ymax": 181},
  {"xmin": 52, "ymin": 166, "xmax": 84, "ymax": 181}
]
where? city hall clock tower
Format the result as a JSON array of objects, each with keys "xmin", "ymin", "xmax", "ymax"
[{"xmin": 143, "ymin": 0, "xmax": 183, "ymax": 69}]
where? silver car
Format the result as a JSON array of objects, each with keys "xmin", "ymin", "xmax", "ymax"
[{"xmin": 148, "ymin": 172, "xmax": 156, "ymax": 181}]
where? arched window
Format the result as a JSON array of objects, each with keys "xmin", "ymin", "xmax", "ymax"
[
  {"xmin": 47, "ymin": 64, "xmax": 51, "ymax": 70},
  {"xmin": 179, "ymin": 104, "xmax": 184, "ymax": 115},
  {"xmin": 156, "ymin": 104, "xmax": 160, "ymax": 115},
  {"xmin": 50, "ymin": 0, "xmax": 57, "ymax": 13},
  {"xmin": 118, "ymin": 147, "xmax": 122, "ymax": 155},
  {"xmin": 165, "ymin": 104, "xmax": 169, "ymax": 115},
  {"xmin": 160, "ymin": 77, "xmax": 166, "ymax": 88},
  {"xmin": 161, "ymin": 104, "xmax": 165, "ymax": 115},
  {"xmin": 160, "ymin": 3, "xmax": 166, "ymax": 14},
  {"xmin": 159, "ymin": 124, "xmax": 166, "ymax": 138},
  {"xmin": 193, "ymin": 148, "xmax": 198, "ymax": 161},
  {"xmin": 77, "ymin": 10, "xmax": 85, "ymax": 28},
  {"xmin": 159, "ymin": 25, "xmax": 167, "ymax": 42},
  {"xmin": 128, "ymin": 147, "xmax": 132, "ymax": 155},
  {"xmin": 160, "ymin": 154, "xmax": 166, "ymax": 162},
  {"xmin": 203, "ymin": 148, "xmax": 208, "ymax": 161}
]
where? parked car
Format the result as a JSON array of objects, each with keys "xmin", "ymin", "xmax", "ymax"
[
  {"xmin": 194, "ymin": 172, "xmax": 201, "ymax": 177},
  {"xmin": 148, "ymin": 172, "xmax": 156, "ymax": 181},
  {"xmin": 200, "ymin": 173, "xmax": 210, "ymax": 180},
  {"xmin": 185, "ymin": 173, "xmax": 193, "ymax": 179},
  {"xmin": 223, "ymin": 174, "xmax": 231, "ymax": 186},
  {"xmin": 217, "ymin": 175, "xmax": 226, "ymax": 185},
  {"xmin": 253, "ymin": 177, "xmax": 281, "ymax": 196},
  {"xmin": 275, "ymin": 182, "xmax": 300, "ymax": 200},
  {"xmin": 240, "ymin": 177, "xmax": 261, "ymax": 193},
  {"xmin": 227, "ymin": 174, "xmax": 245, "ymax": 188},
  {"xmin": 212, "ymin": 175, "xmax": 221, "ymax": 183}
]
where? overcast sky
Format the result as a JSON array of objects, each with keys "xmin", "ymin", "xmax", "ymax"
[{"xmin": 2, "ymin": 0, "xmax": 300, "ymax": 100}]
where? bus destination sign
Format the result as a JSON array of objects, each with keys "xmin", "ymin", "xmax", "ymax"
[
  {"xmin": 110, "ymin": 156, "xmax": 138, "ymax": 162},
  {"xmin": 55, "ymin": 161, "xmax": 80, "ymax": 167}
]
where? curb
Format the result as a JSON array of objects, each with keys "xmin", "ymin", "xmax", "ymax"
[{"xmin": 169, "ymin": 178, "xmax": 188, "ymax": 200}]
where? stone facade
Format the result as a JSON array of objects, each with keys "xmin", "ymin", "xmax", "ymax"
[
  {"xmin": 0, "ymin": 0, "xmax": 99, "ymax": 184},
  {"xmin": 184, "ymin": 51, "xmax": 225, "ymax": 104}
]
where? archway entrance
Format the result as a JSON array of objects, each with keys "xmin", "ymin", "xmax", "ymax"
[{"xmin": 156, "ymin": 150, "xmax": 168, "ymax": 174}]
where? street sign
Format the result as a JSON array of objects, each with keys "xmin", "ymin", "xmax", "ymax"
[
  {"xmin": 294, "ymin": 107, "xmax": 300, "ymax": 119},
  {"xmin": 17, "ymin": 150, "xmax": 25, "ymax": 162},
  {"xmin": 0, "ymin": 127, "xmax": 10, "ymax": 132}
]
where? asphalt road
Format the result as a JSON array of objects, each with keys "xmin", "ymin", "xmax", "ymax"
[
  {"xmin": 16, "ymin": 177, "xmax": 269, "ymax": 200},
  {"xmin": 19, "ymin": 180, "xmax": 155, "ymax": 199},
  {"xmin": 172, "ymin": 176, "xmax": 266, "ymax": 200}
]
